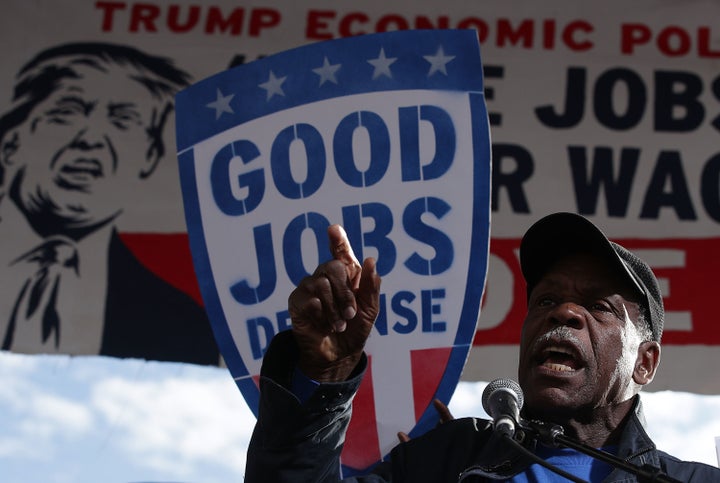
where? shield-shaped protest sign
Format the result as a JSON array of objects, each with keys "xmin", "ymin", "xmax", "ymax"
[{"xmin": 175, "ymin": 29, "xmax": 491, "ymax": 475}]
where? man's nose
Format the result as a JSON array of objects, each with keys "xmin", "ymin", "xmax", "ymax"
[
  {"xmin": 69, "ymin": 127, "xmax": 105, "ymax": 150},
  {"xmin": 549, "ymin": 301, "xmax": 587, "ymax": 329}
]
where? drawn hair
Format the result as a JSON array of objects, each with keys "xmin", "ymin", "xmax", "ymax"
[{"xmin": 0, "ymin": 42, "xmax": 192, "ymax": 183}]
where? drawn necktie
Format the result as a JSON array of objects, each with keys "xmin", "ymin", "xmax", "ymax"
[{"xmin": 3, "ymin": 237, "xmax": 79, "ymax": 350}]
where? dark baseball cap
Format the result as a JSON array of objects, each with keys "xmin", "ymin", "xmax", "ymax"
[{"xmin": 520, "ymin": 212, "xmax": 664, "ymax": 342}]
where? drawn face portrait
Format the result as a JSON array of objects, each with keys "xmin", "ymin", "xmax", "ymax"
[{"xmin": 4, "ymin": 62, "xmax": 167, "ymax": 238}]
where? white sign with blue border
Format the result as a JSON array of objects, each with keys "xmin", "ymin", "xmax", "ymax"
[{"xmin": 176, "ymin": 29, "xmax": 491, "ymax": 474}]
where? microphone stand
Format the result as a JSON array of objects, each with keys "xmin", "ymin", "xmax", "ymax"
[{"xmin": 519, "ymin": 419, "xmax": 683, "ymax": 483}]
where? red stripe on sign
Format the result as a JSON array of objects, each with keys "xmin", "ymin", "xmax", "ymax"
[
  {"xmin": 341, "ymin": 355, "xmax": 381, "ymax": 471},
  {"xmin": 119, "ymin": 233, "xmax": 204, "ymax": 305},
  {"xmin": 475, "ymin": 237, "xmax": 720, "ymax": 346},
  {"xmin": 474, "ymin": 238, "xmax": 527, "ymax": 345},
  {"xmin": 411, "ymin": 348, "xmax": 452, "ymax": 421},
  {"xmin": 618, "ymin": 237, "xmax": 720, "ymax": 344}
]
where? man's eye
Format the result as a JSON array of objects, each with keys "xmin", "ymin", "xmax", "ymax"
[
  {"xmin": 45, "ymin": 108, "xmax": 77, "ymax": 123},
  {"xmin": 109, "ymin": 107, "xmax": 142, "ymax": 130},
  {"xmin": 110, "ymin": 116, "xmax": 131, "ymax": 129},
  {"xmin": 111, "ymin": 115, "xmax": 142, "ymax": 131},
  {"xmin": 537, "ymin": 297, "xmax": 554, "ymax": 307},
  {"xmin": 49, "ymin": 108, "xmax": 75, "ymax": 116},
  {"xmin": 589, "ymin": 302, "xmax": 611, "ymax": 312}
]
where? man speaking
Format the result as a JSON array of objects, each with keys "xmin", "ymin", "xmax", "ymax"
[{"xmin": 245, "ymin": 213, "xmax": 720, "ymax": 481}]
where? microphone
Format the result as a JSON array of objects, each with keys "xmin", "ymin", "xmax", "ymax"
[{"xmin": 482, "ymin": 378, "xmax": 524, "ymax": 437}]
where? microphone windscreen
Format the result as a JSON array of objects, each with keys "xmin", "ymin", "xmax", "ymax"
[{"xmin": 482, "ymin": 378, "xmax": 524, "ymax": 415}]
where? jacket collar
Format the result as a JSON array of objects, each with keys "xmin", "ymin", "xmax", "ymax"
[{"xmin": 613, "ymin": 394, "xmax": 660, "ymax": 467}]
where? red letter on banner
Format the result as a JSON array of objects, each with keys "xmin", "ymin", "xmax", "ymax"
[
  {"xmin": 621, "ymin": 23, "xmax": 652, "ymax": 54},
  {"xmin": 339, "ymin": 12, "xmax": 370, "ymax": 37},
  {"xmin": 564, "ymin": 20, "xmax": 594, "ymax": 51},
  {"xmin": 248, "ymin": 8, "xmax": 281, "ymax": 37},
  {"xmin": 96, "ymin": 1, "xmax": 126, "ymax": 32},
  {"xmin": 205, "ymin": 7, "xmax": 245, "ymax": 35},
  {"xmin": 130, "ymin": 3, "xmax": 161, "ymax": 32},
  {"xmin": 306, "ymin": 10, "xmax": 335, "ymax": 40}
]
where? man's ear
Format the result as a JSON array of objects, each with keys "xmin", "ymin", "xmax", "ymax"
[
  {"xmin": 633, "ymin": 341, "xmax": 661, "ymax": 386},
  {"xmin": 0, "ymin": 131, "xmax": 20, "ymax": 167},
  {"xmin": 140, "ymin": 103, "xmax": 173, "ymax": 179},
  {"xmin": 140, "ymin": 144, "xmax": 162, "ymax": 179}
]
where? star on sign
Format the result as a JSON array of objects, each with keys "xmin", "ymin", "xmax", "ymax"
[
  {"xmin": 313, "ymin": 56, "xmax": 341, "ymax": 86},
  {"xmin": 206, "ymin": 88, "xmax": 234, "ymax": 120},
  {"xmin": 424, "ymin": 46, "xmax": 455, "ymax": 76},
  {"xmin": 367, "ymin": 48, "xmax": 397, "ymax": 80},
  {"xmin": 259, "ymin": 70, "xmax": 287, "ymax": 100}
]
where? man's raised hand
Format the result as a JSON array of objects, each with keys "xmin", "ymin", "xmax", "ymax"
[{"xmin": 288, "ymin": 225, "xmax": 381, "ymax": 382}]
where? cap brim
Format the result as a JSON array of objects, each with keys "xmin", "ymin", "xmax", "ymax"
[{"xmin": 520, "ymin": 212, "xmax": 645, "ymax": 299}]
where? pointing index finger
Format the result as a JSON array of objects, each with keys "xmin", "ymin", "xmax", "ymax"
[{"xmin": 328, "ymin": 224, "xmax": 362, "ymax": 287}]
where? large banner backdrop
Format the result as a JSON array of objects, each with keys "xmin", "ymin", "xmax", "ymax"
[{"xmin": 1, "ymin": 1, "xmax": 719, "ymax": 394}]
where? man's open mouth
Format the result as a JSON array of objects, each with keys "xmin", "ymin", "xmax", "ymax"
[
  {"xmin": 537, "ymin": 344, "xmax": 583, "ymax": 373},
  {"xmin": 56, "ymin": 158, "xmax": 104, "ymax": 186}
]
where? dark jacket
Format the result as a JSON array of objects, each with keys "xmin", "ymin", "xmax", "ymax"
[{"xmin": 246, "ymin": 331, "xmax": 720, "ymax": 482}]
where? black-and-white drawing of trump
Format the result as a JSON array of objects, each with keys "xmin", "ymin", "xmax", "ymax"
[{"xmin": 0, "ymin": 42, "xmax": 219, "ymax": 365}]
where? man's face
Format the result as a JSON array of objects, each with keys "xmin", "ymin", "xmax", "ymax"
[
  {"xmin": 518, "ymin": 252, "xmax": 646, "ymax": 420},
  {"xmin": 6, "ymin": 63, "xmax": 164, "ymax": 234}
]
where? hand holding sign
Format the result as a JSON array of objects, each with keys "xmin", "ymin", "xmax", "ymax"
[{"xmin": 289, "ymin": 225, "xmax": 381, "ymax": 382}]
